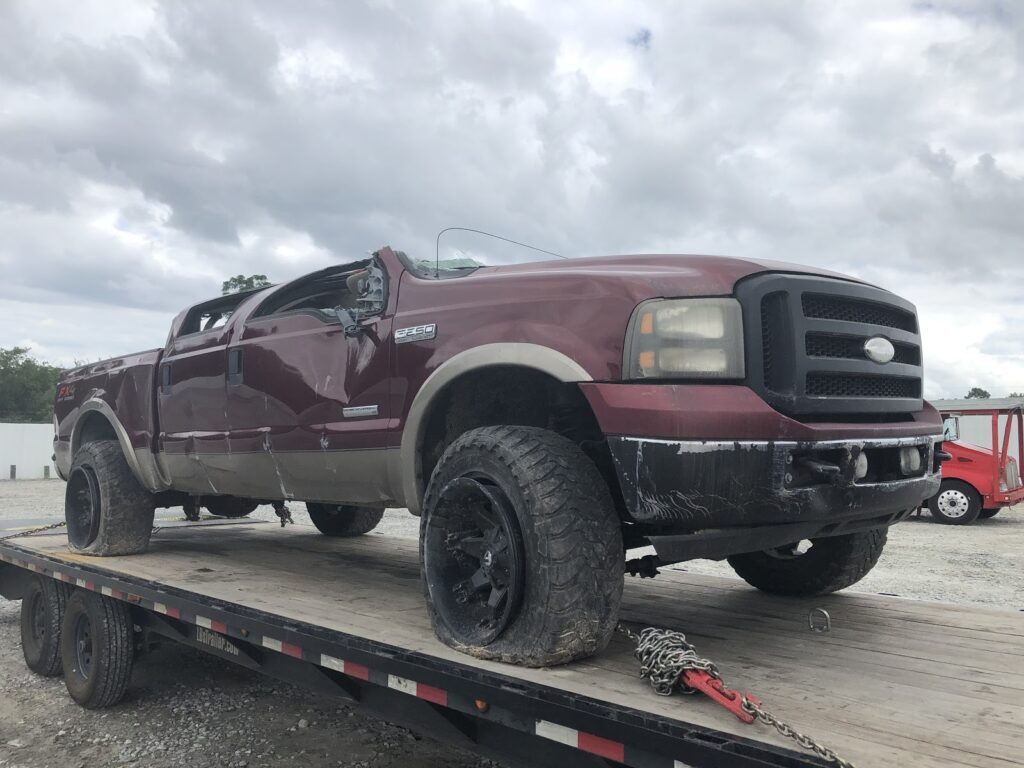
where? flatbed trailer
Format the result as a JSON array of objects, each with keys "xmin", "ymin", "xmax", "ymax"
[{"xmin": 0, "ymin": 519, "xmax": 1021, "ymax": 768}]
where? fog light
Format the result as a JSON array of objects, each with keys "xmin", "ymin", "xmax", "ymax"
[
  {"xmin": 854, "ymin": 452, "xmax": 869, "ymax": 480},
  {"xmin": 899, "ymin": 447, "xmax": 922, "ymax": 475}
]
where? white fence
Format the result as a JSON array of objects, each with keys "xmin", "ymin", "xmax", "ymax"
[{"xmin": 0, "ymin": 423, "xmax": 56, "ymax": 480}]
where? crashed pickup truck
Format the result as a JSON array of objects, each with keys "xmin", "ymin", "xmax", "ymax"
[{"xmin": 54, "ymin": 246, "xmax": 944, "ymax": 666}]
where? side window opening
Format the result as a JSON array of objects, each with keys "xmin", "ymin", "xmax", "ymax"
[
  {"xmin": 179, "ymin": 293, "xmax": 254, "ymax": 337},
  {"xmin": 253, "ymin": 259, "xmax": 386, "ymax": 323}
]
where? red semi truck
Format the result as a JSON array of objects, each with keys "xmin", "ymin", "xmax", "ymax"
[
  {"xmin": 53, "ymin": 245, "xmax": 944, "ymax": 666},
  {"xmin": 927, "ymin": 399, "xmax": 1024, "ymax": 524}
]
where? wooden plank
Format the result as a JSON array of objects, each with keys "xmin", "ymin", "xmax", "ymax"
[{"xmin": 7, "ymin": 524, "xmax": 1024, "ymax": 768}]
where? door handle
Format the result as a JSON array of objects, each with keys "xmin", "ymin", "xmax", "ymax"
[{"xmin": 228, "ymin": 348, "xmax": 244, "ymax": 385}]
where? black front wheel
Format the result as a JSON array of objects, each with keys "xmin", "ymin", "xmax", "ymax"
[
  {"xmin": 305, "ymin": 503, "xmax": 385, "ymax": 536},
  {"xmin": 928, "ymin": 480, "xmax": 982, "ymax": 525},
  {"xmin": 421, "ymin": 426, "xmax": 624, "ymax": 667},
  {"xmin": 727, "ymin": 528, "xmax": 888, "ymax": 596}
]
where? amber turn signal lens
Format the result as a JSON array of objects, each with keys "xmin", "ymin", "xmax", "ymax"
[
  {"xmin": 638, "ymin": 351, "xmax": 656, "ymax": 369},
  {"xmin": 639, "ymin": 312, "xmax": 654, "ymax": 334},
  {"xmin": 474, "ymin": 699, "xmax": 489, "ymax": 713}
]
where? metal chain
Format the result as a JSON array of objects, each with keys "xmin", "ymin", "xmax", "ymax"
[
  {"xmin": 619, "ymin": 624, "xmax": 855, "ymax": 768},
  {"xmin": 0, "ymin": 520, "xmax": 67, "ymax": 543}
]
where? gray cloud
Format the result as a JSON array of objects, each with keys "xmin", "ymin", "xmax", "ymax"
[{"xmin": 0, "ymin": 0, "xmax": 1022, "ymax": 397}]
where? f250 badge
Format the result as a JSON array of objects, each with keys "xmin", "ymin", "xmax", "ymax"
[{"xmin": 395, "ymin": 323, "xmax": 437, "ymax": 344}]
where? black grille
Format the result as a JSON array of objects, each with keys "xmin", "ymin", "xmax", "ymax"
[
  {"xmin": 805, "ymin": 334, "xmax": 921, "ymax": 366},
  {"xmin": 806, "ymin": 373, "xmax": 921, "ymax": 399},
  {"xmin": 802, "ymin": 294, "xmax": 917, "ymax": 333}
]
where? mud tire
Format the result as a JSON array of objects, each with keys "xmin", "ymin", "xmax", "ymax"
[
  {"xmin": 727, "ymin": 528, "xmax": 888, "ymax": 597},
  {"xmin": 306, "ymin": 503, "xmax": 385, "ymax": 536},
  {"xmin": 65, "ymin": 441, "xmax": 155, "ymax": 556},
  {"xmin": 60, "ymin": 590, "xmax": 135, "ymax": 709},
  {"xmin": 21, "ymin": 576, "xmax": 70, "ymax": 676},
  {"xmin": 421, "ymin": 426, "xmax": 623, "ymax": 667}
]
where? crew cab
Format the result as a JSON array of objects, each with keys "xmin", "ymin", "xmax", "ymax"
[{"xmin": 54, "ymin": 245, "xmax": 944, "ymax": 666}]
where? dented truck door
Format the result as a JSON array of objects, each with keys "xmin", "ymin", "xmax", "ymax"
[{"xmin": 223, "ymin": 261, "xmax": 395, "ymax": 504}]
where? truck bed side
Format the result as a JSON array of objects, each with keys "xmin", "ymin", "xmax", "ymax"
[{"xmin": 53, "ymin": 349, "xmax": 164, "ymax": 490}]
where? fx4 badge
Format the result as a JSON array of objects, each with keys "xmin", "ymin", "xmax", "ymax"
[
  {"xmin": 395, "ymin": 323, "xmax": 437, "ymax": 344},
  {"xmin": 56, "ymin": 384, "xmax": 76, "ymax": 402}
]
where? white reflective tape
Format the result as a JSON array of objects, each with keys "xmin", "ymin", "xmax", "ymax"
[
  {"xmin": 262, "ymin": 637, "xmax": 283, "ymax": 652},
  {"xmin": 76, "ymin": 578, "xmax": 88, "ymax": 588},
  {"xmin": 153, "ymin": 602, "xmax": 167, "ymax": 614},
  {"xmin": 387, "ymin": 675, "xmax": 416, "ymax": 696},
  {"xmin": 320, "ymin": 654, "xmax": 345, "ymax": 673},
  {"xmin": 101, "ymin": 586, "xmax": 113, "ymax": 597},
  {"xmin": 195, "ymin": 616, "xmax": 212, "ymax": 629},
  {"xmin": 535, "ymin": 720, "xmax": 577, "ymax": 747},
  {"xmin": 53, "ymin": 571, "xmax": 64, "ymax": 581}
]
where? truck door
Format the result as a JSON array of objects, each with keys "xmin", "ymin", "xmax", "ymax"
[
  {"xmin": 224, "ymin": 260, "xmax": 394, "ymax": 503},
  {"xmin": 157, "ymin": 295, "xmax": 244, "ymax": 495}
]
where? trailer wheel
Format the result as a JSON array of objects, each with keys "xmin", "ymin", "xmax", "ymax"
[
  {"xmin": 978, "ymin": 508, "xmax": 1000, "ymax": 520},
  {"xmin": 306, "ymin": 504, "xmax": 385, "ymax": 536},
  {"xmin": 65, "ymin": 441, "xmax": 155, "ymax": 555},
  {"xmin": 21, "ymin": 576, "xmax": 70, "ymax": 676},
  {"xmin": 727, "ymin": 528, "xmax": 887, "ymax": 597},
  {"xmin": 421, "ymin": 426, "xmax": 623, "ymax": 667},
  {"xmin": 205, "ymin": 497, "xmax": 259, "ymax": 519},
  {"xmin": 60, "ymin": 590, "xmax": 135, "ymax": 709},
  {"xmin": 928, "ymin": 480, "xmax": 982, "ymax": 525}
]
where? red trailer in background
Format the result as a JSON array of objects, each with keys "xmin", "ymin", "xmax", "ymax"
[{"xmin": 926, "ymin": 400, "xmax": 1024, "ymax": 525}]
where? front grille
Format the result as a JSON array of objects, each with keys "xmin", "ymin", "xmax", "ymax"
[
  {"xmin": 802, "ymin": 294, "xmax": 917, "ymax": 333},
  {"xmin": 806, "ymin": 373, "xmax": 921, "ymax": 399},
  {"xmin": 805, "ymin": 334, "xmax": 921, "ymax": 366},
  {"xmin": 737, "ymin": 274, "xmax": 924, "ymax": 417}
]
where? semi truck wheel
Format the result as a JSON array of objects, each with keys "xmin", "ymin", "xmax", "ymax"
[
  {"xmin": 727, "ymin": 528, "xmax": 887, "ymax": 597},
  {"xmin": 21, "ymin": 576, "xmax": 70, "ymax": 676},
  {"xmin": 60, "ymin": 590, "xmax": 135, "ymax": 709},
  {"xmin": 204, "ymin": 497, "xmax": 259, "ymax": 519},
  {"xmin": 928, "ymin": 480, "xmax": 981, "ymax": 525},
  {"xmin": 65, "ymin": 441, "xmax": 155, "ymax": 555},
  {"xmin": 978, "ymin": 508, "xmax": 1000, "ymax": 520},
  {"xmin": 306, "ymin": 503, "xmax": 385, "ymax": 536},
  {"xmin": 420, "ymin": 426, "xmax": 623, "ymax": 667}
]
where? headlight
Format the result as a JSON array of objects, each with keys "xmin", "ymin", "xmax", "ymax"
[{"xmin": 624, "ymin": 298, "xmax": 745, "ymax": 379}]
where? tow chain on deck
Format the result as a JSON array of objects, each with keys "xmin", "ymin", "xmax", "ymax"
[
  {"xmin": 0, "ymin": 520, "xmax": 68, "ymax": 542},
  {"xmin": 618, "ymin": 624, "xmax": 855, "ymax": 768}
]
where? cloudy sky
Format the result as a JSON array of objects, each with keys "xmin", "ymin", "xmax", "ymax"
[{"xmin": 1, "ymin": 0, "xmax": 1022, "ymax": 397}]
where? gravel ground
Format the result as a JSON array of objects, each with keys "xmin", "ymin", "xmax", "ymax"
[{"xmin": 1, "ymin": 479, "xmax": 1022, "ymax": 767}]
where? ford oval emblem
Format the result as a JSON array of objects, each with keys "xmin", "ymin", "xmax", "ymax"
[{"xmin": 863, "ymin": 336, "xmax": 895, "ymax": 364}]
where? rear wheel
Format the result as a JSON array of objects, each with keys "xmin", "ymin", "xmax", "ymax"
[
  {"xmin": 21, "ymin": 576, "xmax": 70, "ymax": 676},
  {"xmin": 928, "ymin": 480, "xmax": 981, "ymax": 525},
  {"xmin": 305, "ymin": 503, "xmax": 385, "ymax": 536},
  {"xmin": 60, "ymin": 590, "xmax": 135, "ymax": 709},
  {"xmin": 978, "ymin": 508, "xmax": 1001, "ymax": 520},
  {"xmin": 727, "ymin": 528, "xmax": 888, "ymax": 596},
  {"xmin": 421, "ymin": 426, "xmax": 623, "ymax": 667},
  {"xmin": 65, "ymin": 441, "xmax": 155, "ymax": 555}
]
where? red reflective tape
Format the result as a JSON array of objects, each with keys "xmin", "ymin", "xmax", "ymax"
[
  {"xmin": 281, "ymin": 642, "xmax": 303, "ymax": 658},
  {"xmin": 577, "ymin": 732, "xmax": 625, "ymax": 762},
  {"xmin": 210, "ymin": 620, "xmax": 228, "ymax": 634},
  {"xmin": 345, "ymin": 662, "xmax": 370, "ymax": 680},
  {"xmin": 84, "ymin": 581, "xmax": 95, "ymax": 591},
  {"xmin": 110, "ymin": 589, "xmax": 124, "ymax": 600},
  {"xmin": 415, "ymin": 683, "xmax": 447, "ymax": 706},
  {"xmin": 60, "ymin": 574, "xmax": 72, "ymax": 582},
  {"xmin": 165, "ymin": 606, "xmax": 181, "ymax": 619}
]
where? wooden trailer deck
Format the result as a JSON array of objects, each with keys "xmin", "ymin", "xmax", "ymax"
[{"xmin": 4, "ymin": 520, "xmax": 1022, "ymax": 768}]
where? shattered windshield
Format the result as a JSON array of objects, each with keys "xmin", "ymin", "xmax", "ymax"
[{"xmin": 407, "ymin": 228, "xmax": 564, "ymax": 278}]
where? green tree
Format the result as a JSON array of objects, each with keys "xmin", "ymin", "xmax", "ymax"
[
  {"xmin": 964, "ymin": 387, "xmax": 991, "ymax": 399},
  {"xmin": 0, "ymin": 347, "xmax": 63, "ymax": 423},
  {"xmin": 1010, "ymin": 392, "xmax": 1023, "ymax": 398},
  {"xmin": 221, "ymin": 274, "xmax": 271, "ymax": 295}
]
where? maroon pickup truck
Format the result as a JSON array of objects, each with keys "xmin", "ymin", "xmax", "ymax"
[{"xmin": 54, "ymin": 246, "xmax": 943, "ymax": 665}]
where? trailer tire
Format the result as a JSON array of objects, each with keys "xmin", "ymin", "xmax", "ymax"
[
  {"xmin": 727, "ymin": 528, "xmax": 887, "ymax": 597},
  {"xmin": 421, "ymin": 426, "xmax": 623, "ymax": 667},
  {"xmin": 978, "ymin": 508, "xmax": 1000, "ymax": 520},
  {"xmin": 306, "ymin": 504, "xmax": 385, "ymax": 536},
  {"xmin": 21, "ymin": 576, "xmax": 70, "ymax": 676},
  {"xmin": 61, "ymin": 590, "xmax": 135, "ymax": 709},
  {"xmin": 205, "ymin": 497, "xmax": 259, "ymax": 519},
  {"xmin": 65, "ymin": 441, "xmax": 155, "ymax": 555},
  {"xmin": 927, "ymin": 480, "xmax": 981, "ymax": 525}
]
